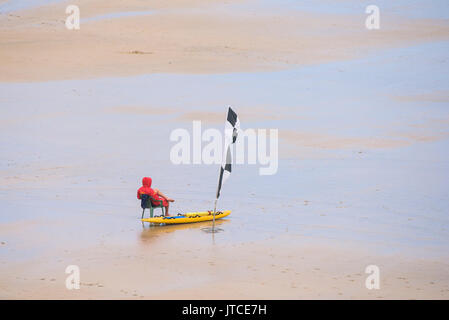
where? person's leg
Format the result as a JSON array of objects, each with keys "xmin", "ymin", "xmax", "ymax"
[
  {"xmin": 156, "ymin": 189, "xmax": 174, "ymax": 202},
  {"xmin": 165, "ymin": 203, "xmax": 170, "ymax": 216}
]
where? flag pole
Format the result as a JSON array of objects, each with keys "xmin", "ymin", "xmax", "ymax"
[
  {"xmin": 213, "ymin": 152, "xmax": 223, "ymax": 233},
  {"xmin": 212, "ymin": 198, "xmax": 218, "ymax": 232}
]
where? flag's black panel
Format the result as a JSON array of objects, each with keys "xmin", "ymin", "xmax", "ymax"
[
  {"xmin": 227, "ymin": 107, "xmax": 237, "ymax": 127},
  {"xmin": 224, "ymin": 163, "xmax": 231, "ymax": 172},
  {"xmin": 232, "ymin": 127, "xmax": 238, "ymax": 143}
]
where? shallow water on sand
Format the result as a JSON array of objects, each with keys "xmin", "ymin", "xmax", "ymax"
[
  {"xmin": 2, "ymin": 0, "xmax": 448, "ymax": 19},
  {"xmin": 190, "ymin": 0, "xmax": 449, "ymax": 19},
  {"xmin": 0, "ymin": 0, "xmax": 65, "ymax": 13},
  {"xmin": 81, "ymin": 11, "xmax": 155, "ymax": 23},
  {"xmin": 1, "ymin": 39, "xmax": 448, "ymax": 268}
]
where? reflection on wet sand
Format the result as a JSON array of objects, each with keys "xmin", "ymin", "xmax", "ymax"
[{"xmin": 139, "ymin": 219, "xmax": 229, "ymax": 244}]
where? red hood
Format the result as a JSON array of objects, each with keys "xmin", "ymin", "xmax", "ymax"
[{"xmin": 142, "ymin": 177, "xmax": 152, "ymax": 187}]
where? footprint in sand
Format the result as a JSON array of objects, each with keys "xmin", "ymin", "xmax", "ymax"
[
  {"xmin": 81, "ymin": 282, "xmax": 102, "ymax": 287},
  {"xmin": 127, "ymin": 50, "xmax": 153, "ymax": 55}
]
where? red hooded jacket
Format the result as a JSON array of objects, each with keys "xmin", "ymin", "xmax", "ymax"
[{"xmin": 137, "ymin": 177, "xmax": 168, "ymax": 206}]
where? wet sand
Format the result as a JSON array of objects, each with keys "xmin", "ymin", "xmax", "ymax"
[
  {"xmin": 2, "ymin": 230, "xmax": 449, "ymax": 299},
  {"xmin": 1, "ymin": 0, "xmax": 449, "ymax": 299},
  {"xmin": 1, "ymin": 0, "xmax": 449, "ymax": 82}
]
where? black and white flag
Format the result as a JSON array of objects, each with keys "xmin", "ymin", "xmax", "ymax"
[{"xmin": 216, "ymin": 107, "xmax": 240, "ymax": 199}]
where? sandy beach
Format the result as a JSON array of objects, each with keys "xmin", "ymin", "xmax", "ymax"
[
  {"xmin": 1, "ymin": 0, "xmax": 449, "ymax": 299},
  {"xmin": 2, "ymin": 0, "xmax": 449, "ymax": 82}
]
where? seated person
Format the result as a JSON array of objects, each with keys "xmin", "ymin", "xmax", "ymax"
[{"xmin": 137, "ymin": 177, "xmax": 174, "ymax": 216}]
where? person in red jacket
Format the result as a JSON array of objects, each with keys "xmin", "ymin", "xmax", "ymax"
[{"xmin": 137, "ymin": 177, "xmax": 174, "ymax": 216}]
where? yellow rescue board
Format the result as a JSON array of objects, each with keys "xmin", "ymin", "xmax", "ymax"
[{"xmin": 141, "ymin": 210, "xmax": 231, "ymax": 224}]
